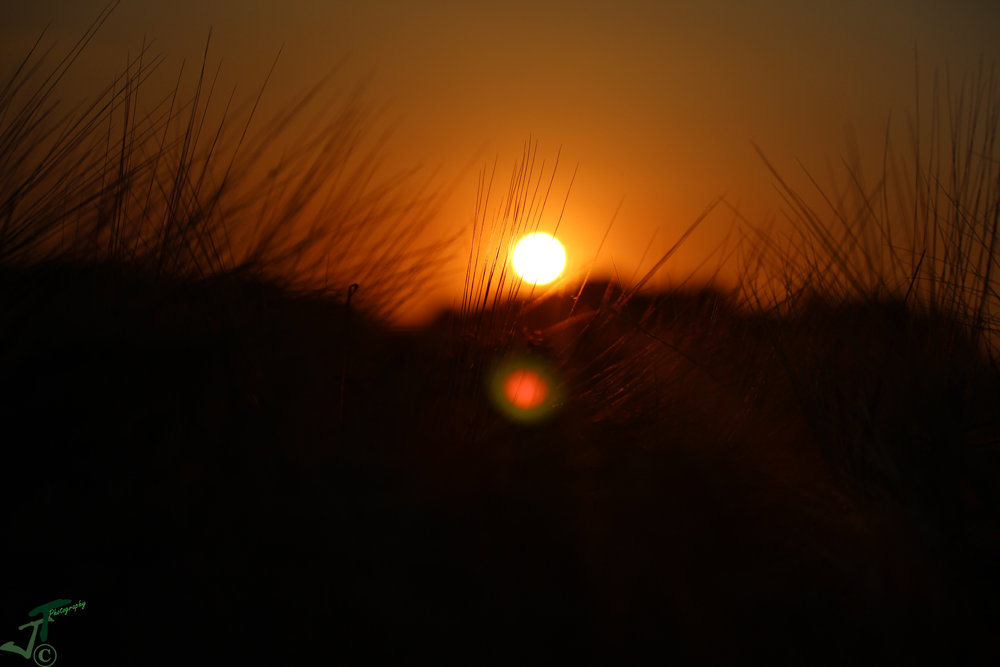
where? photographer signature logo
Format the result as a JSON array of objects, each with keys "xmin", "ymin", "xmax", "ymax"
[{"xmin": 1, "ymin": 600, "xmax": 85, "ymax": 666}]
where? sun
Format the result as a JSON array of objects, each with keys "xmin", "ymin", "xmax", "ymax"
[{"xmin": 512, "ymin": 233, "xmax": 566, "ymax": 285}]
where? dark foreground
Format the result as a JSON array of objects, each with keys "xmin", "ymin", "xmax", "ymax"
[{"xmin": 2, "ymin": 263, "xmax": 999, "ymax": 665}]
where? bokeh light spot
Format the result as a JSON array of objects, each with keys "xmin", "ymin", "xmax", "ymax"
[
  {"xmin": 502, "ymin": 368, "xmax": 549, "ymax": 410},
  {"xmin": 487, "ymin": 354, "xmax": 561, "ymax": 424}
]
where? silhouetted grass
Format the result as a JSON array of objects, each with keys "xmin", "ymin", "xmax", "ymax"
[
  {"xmin": 0, "ymin": 2, "xmax": 456, "ymax": 322},
  {"xmin": 2, "ymin": 12, "xmax": 999, "ymax": 665}
]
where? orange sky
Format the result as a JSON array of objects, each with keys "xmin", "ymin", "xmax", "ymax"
[{"xmin": 3, "ymin": 1, "xmax": 999, "ymax": 324}]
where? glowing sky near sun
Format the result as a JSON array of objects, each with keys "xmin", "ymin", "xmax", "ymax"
[{"xmin": 2, "ymin": 1, "xmax": 998, "ymax": 324}]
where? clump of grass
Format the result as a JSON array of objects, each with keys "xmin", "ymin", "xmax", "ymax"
[
  {"xmin": 736, "ymin": 61, "xmax": 1000, "ymax": 497},
  {"xmin": 719, "ymin": 59, "xmax": 1000, "ymax": 656},
  {"xmin": 0, "ymin": 2, "xmax": 456, "ymax": 321}
]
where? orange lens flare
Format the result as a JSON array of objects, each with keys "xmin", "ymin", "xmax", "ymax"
[
  {"xmin": 487, "ymin": 354, "xmax": 560, "ymax": 423},
  {"xmin": 501, "ymin": 368, "xmax": 549, "ymax": 410}
]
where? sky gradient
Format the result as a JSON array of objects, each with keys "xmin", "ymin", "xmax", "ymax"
[{"xmin": 3, "ymin": 1, "xmax": 999, "ymax": 323}]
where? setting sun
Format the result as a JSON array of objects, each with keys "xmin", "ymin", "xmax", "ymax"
[{"xmin": 512, "ymin": 233, "xmax": 566, "ymax": 285}]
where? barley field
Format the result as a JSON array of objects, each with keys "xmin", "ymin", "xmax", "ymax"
[{"xmin": 2, "ymin": 6, "xmax": 999, "ymax": 664}]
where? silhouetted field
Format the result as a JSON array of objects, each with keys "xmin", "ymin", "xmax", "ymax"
[
  {"xmin": 3, "ymin": 264, "xmax": 999, "ymax": 664},
  {"xmin": 2, "ymin": 10, "xmax": 1000, "ymax": 663}
]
